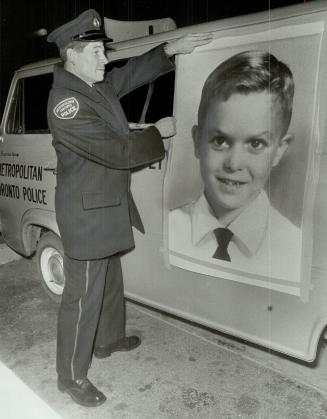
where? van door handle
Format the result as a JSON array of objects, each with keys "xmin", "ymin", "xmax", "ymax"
[
  {"xmin": 44, "ymin": 161, "xmax": 57, "ymax": 175},
  {"xmin": 44, "ymin": 167, "xmax": 57, "ymax": 175}
]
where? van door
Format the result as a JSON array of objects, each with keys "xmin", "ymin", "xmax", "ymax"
[{"xmin": 0, "ymin": 70, "xmax": 57, "ymax": 253}]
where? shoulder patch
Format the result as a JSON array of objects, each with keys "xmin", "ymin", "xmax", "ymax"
[{"xmin": 53, "ymin": 97, "xmax": 79, "ymax": 119}]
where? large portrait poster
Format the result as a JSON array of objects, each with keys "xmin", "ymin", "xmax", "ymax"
[{"xmin": 165, "ymin": 22, "xmax": 324, "ymax": 298}]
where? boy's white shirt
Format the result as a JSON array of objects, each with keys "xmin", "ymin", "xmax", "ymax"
[{"xmin": 169, "ymin": 191, "xmax": 302, "ymax": 282}]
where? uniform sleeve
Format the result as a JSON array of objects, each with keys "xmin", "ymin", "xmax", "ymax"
[
  {"xmin": 48, "ymin": 97, "xmax": 165, "ymax": 170},
  {"xmin": 106, "ymin": 44, "xmax": 175, "ymax": 98}
]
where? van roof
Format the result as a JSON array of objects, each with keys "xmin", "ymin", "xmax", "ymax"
[
  {"xmin": 15, "ymin": 0, "xmax": 327, "ymax": 73},
  {"xmin": 16, "ymin": 57, "xmax": 61, "ymax": 73},
  {"xmin": 104, "ymin": 0, "xmax": 327, "ymax": 51}
]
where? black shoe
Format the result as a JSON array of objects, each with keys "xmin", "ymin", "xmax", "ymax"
[
  {"xmin": 57, "ymin": 377, "xmax": 106, "ymax": 407},
  {"xmin": 94, "ymin": 336, "xmax": 141, "ymax": 359}
]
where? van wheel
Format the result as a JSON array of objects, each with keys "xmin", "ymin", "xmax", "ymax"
[{"xmin": 36, "ymin": 232, "xmax": 65, "ymax": 303}]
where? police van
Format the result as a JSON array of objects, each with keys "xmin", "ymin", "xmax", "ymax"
[{"xmin": 1, "ymin": 0, "xmax": 327, "ymax": 363}]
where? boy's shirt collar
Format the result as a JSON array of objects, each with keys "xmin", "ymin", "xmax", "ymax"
[
  {"xmin": 191, "ymin": 194, "xmax": 220, "ymax": 245},
  {"xmin": 191, "ymin": 191, "xmax": 269, "ymax": 256}
]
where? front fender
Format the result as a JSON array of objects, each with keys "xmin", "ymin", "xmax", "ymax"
[{"xmin": 21, "ymin": 209, "xmax": 59, "ymax": 256}]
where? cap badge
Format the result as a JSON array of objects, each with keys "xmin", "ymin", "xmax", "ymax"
[{"xmin": 93, "ymin": 17, "xmax": 100, "ymax": 28}]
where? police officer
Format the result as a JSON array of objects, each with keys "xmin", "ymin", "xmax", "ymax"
[{"xmin": 47, "ymin": 9, "xmax": 212, "ymax": 407}]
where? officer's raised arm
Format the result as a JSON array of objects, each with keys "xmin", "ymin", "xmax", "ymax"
[
  {"xmin": 107, "ymin": 33, "xmax": 213, "ymax": 99},
  {"xmin": 164, "ymin": 32, "xmax": 214, "ymax": 56}
]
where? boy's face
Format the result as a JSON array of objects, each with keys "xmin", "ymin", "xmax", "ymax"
[{"xmin": 193, "ymin": 92, "xmax": 292, "ymax": 217}]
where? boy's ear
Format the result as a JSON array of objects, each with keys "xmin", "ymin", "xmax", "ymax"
[
  {"xmin": 272, "ymin": 133, "xmax": 293, "ymax": 167},
  {"xmin": 192, "ymin": 125, "xmax": 200, "ymax": 158}
]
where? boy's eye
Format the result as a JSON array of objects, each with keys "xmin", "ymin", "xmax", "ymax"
[
  {"xmin": 248, "ymin": 138, "xmax": 268, "ymax": 152},
  {"xmin": 211, "ymin": 136, "xmax": 229, "ymax": 149}
]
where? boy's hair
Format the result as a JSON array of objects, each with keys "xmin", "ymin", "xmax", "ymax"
[
  {"xmin": 198, "ymin": 50, "xmax": 295, "ymax": 136},
  {"xmin": 59, "ymin": 41, "xmax": 87, "ymax": 61}
]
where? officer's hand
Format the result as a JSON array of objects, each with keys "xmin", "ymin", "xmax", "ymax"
[
  {"xmin": 164, "ymin": 33, "xmax": 213, "ymax": 56},
  {"xmin": 155, "ymin": 117, "xmax": 176, "ymax": 138}
]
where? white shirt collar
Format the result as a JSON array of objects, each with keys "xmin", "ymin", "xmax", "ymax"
[
  {"xmin": 191, "ymin": 194, "xmax": 221, "ymax": 245},
  {"xmin": 191, "ymin": 191, "xmax": 269, "ymax": 256}
]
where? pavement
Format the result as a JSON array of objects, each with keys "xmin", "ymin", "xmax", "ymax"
[{"xmin": 0, "ymin": 241, "xmax": 327, "ymax": 418}]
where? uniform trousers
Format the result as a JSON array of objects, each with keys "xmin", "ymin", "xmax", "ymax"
[{"xmin": 56, "ymin": 253, "xmax": 125, "ymax": 380}]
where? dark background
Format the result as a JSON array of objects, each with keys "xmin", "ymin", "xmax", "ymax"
[{"xmin": 0, "ymin": 0, "xmax": 314, "ymax": 116}]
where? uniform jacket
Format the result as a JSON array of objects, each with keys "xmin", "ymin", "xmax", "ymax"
[{"xmin": 47, "ymin": 45, "xmax": 174, "ymax": 260}]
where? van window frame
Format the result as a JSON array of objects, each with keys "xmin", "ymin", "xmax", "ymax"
[{"xmin": 5, "ymin": 71, "xmax": 54, "ymax": 135}]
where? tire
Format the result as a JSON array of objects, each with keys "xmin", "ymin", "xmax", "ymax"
[{"xmin": 36, "ymin": 231, "xmax": 65, "ymax": 303}]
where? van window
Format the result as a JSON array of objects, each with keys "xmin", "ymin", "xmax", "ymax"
[
  {"xmin": 6, "ymin": 73, "xmax": 53, "ymax": 134},
  {"xmin": 106, "ymin": 59, "xmax": 175, "ymax": 123}
]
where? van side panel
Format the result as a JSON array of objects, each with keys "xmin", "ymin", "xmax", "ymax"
[{"xmin": 121, "ymin": 2, "xmax": 327, "ymax": 362}]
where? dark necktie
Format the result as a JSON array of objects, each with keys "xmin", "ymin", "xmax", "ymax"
[{"xmin": 212, "ymin": 228, "xmax": 233, "ymax": 261}]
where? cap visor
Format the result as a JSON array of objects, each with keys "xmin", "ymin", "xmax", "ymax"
[{"xmin": 71, "ymin": 33, "xmax": 113, "ymax": 42}]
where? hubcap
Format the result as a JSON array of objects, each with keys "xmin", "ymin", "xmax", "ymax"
[{"xmin": 40, "ymin": 247, "xmax": 64, "ymax": 295}]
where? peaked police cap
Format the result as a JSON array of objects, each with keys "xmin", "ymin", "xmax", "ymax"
[{"xmin": 47, "ymin": 9, "xmax": 113, "ymax": 48}]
